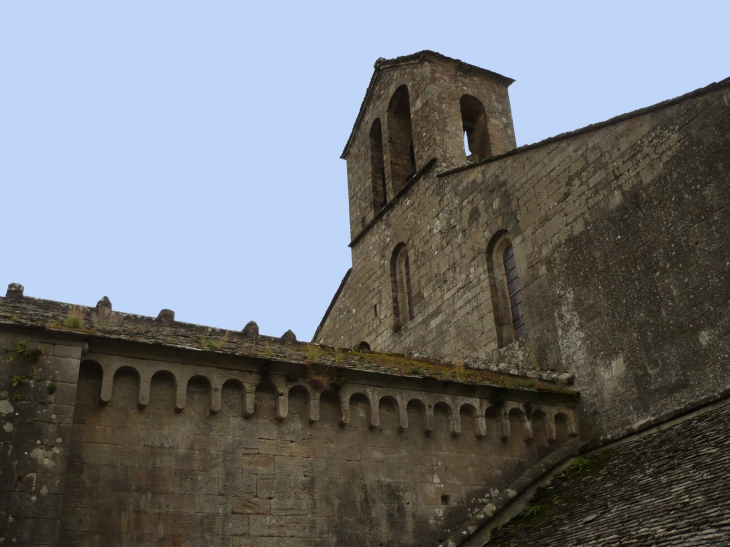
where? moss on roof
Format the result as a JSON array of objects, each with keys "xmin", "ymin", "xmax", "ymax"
[{"xmin": 0, "ymin": 294, "xmax": 577, "ymax": 396}]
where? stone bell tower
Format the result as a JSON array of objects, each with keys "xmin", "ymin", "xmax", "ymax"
[{"xmin": 340, "ymin": 50, "xmax": 517, "ymax": 242}]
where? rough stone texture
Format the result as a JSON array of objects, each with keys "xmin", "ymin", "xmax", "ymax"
[
  {"xmin": 2, "ymin": 50, "xmax": 729, "ymax": 546},
  {"xmin": 316, "ymin": 55, "xmax": 730, "ymax": 439},
  {"xmin": 0, "ymin": 330, "xmax": 83, "ymax": 546},
  {"xmin": 56, "ymin": 347, "xmax": 575, "ymax": 546},
  {"xmin": 483, "ymin": 399, "xmax": 730, "ymax": 546},
  {"xmin": 0, "ymin": 297, "xmax": 577, "ymax": 546},
  {"xmin": 341, "ymin": 51, "xmax": 516, "ymax": 242},
  {"xmin": 441, "ymin": 438, "xmax": 583, "ymax": 547}
]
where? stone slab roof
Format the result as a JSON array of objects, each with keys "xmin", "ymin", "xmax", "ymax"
[
  {"xmin": 485, "ymin": 399, "xmax": 730, "ymax": 546},
  {"xmin": 0, "ymin": 285, "xmax": 576, "ymax": 395}
]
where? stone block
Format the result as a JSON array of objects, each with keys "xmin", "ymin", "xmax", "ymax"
[
  {"xmin": 5, "ymin": 516, "xmax": 60, "ymax": 545},
  {"xmin": 195, "ymin": 494, "xmax": 231, "ymax": 514},
  {"xmin": 222, "ymin": 514, "xmax": 250, "ymax": 536},
  {"xmin": 231, "ymin": 496, "xmax": 270, "ymax": 516},
  {"xmin": 249, "ymin": 515, "xmax": 287, "ymax": 537},
  {"xmin": 170, "ymin": 469, "xmax": 220, "ymax": 495},
  {"xmin": 60, "ymin": 507, "xmax": 98, "ymax": 532},
  {"xmin": 256, "ymin": 476, "xmax": 289, "ymax": 500},
  {"xmin": 258, "ymin": 439, "xmax": 291, "ymax": 456},
  {"xmin": 218, "ymin": 470, "xmax": 256, "ymax": 497},
  {"xmin": 238, "ymin": 455, "xmax": 274, "ymax": 476},
  {"xmin": 271, "ymin": 499, "xmax": 309, "ymax": 516},
  {"xmin": 53, "ymin": 344, "xmax": 83, "ymax": 359}
]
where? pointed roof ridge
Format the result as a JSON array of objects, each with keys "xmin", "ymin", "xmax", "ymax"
[{"xmin": 341, "ymin": 50, "xmax": 514, "ymax": 159}]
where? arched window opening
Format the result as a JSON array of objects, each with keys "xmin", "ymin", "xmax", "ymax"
[
  {"xmin": 487, "ymin": 231, "xmax": 527, "ymax": 347},
  {"xmin": 387, "ymin": 85, "xmax": 416, "ymax": 192},
  {"xmin": 391, "ymin": 243, "xmax": 415, "ymax": 331},
  {"xmin": 503, "ymin": 244, "xmax": 526, "ymax": 339},
  {"xmin": 460, "ymin": 95, "xmax": 490, "ymax": 160},
  {"xmin": 370, "ymin": 119, "xmax": 387, "ymax": 210}
]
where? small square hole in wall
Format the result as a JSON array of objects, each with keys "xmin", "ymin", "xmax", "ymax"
[{"xmin": 441, "ymin": 494, "xmax": 450, "ymax": 505}]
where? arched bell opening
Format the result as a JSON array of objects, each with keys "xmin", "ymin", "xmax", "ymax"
[
  {"xmin": 387, "ymin": 85, "xmax": 417, "ymax": 192},
  {"xmin": 460, "ymin": 94, "xmax": 491, "ymax": 160}
]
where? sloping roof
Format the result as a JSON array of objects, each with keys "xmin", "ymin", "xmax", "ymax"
[
  {"xmin": 341, "ymin": 50, "xmax": 514, "ymax": 159},
  {"xmin": 486, "ymin": 399, "xmax": 730, "ymax": 546}
]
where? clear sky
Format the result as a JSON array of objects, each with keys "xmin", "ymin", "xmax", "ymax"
[{"xmin": 1, "ymin": 1, "xmax": 728, "ymax": 341}]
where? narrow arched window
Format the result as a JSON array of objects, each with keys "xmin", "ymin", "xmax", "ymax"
[
  {"xmin": 370, "ymin": 119, "xmax": 387, "ymax": 210},
  {"xmin": 502, "ymin": 244, "xmax": 526, "ymax": 339},
  {"xmin": 391, "ymin": 243, "xmax": 415, "ymax": 331},
  {"xmin": 387, "ymin": 86, "xmax": 416, "ymax": 193},
  {"xmin": 487, "ymin": 231, "xmax": 526, "ymax": 347},
  {"xmin": 460, "ymin": 95, "xmax": 490, "ymax": 160}
]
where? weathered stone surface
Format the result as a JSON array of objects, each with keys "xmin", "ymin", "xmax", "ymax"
[
  {"xmin": 280, "ymin": 330, "xmax": 297, "ymax": 343},
  {"xmin": 95, "ymin": 297, "xmax": 112, "ymax": 311},
  {"xmin": 50, "ymin": 357, "xmax": 572, "ymax": 545},
  {"xmin": 156, "ymin": 309, "xmax": 175, "ymax": 323},
  {"xmin": 316, "ymin": 55, "xmax": 730, "ymax": 441},
  {"xmin": 483, "ymin": 400, "xmax": 730, "ymax": 546},
  {"xmin": 0, "ymin": 293, "xmax": 576, "ymax": 546},
  {"xmin": 242, "ymin": 321, "xmax": 259, "ymax": 338},
  {"xmin": 0, "ymin": 50, "xmax": 727, "ymax": 546},
  {"xmin": 0, "ymin": 331, "xmax": 82, "ymax": 546},
  {"xmin": 5, "ymin": 283, "xmax": 24, "ymax": 299}
]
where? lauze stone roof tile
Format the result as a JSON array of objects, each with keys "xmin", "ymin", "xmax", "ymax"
[{"xmin": 486, "ymin": 401, "xmax": 730, "ymax": 546}]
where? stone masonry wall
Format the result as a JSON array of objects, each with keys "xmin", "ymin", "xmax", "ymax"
[
  {"xmin": 56, "ymin": 343, "xmax": 576, "ymax": 546},
  {"xmin": 0, "ymin": 328, "xmax": 84, "ymax": 546},
  {"xmin": 317, "ymin": 81, "xmax": 730, "ymax": 439}
]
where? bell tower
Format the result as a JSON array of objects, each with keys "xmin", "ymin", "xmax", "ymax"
[{"xmin": 340, "ymin": 51, "xmax": 517, "ymax": 241}]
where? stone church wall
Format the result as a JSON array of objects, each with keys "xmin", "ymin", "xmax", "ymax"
[
  {"xmin": 58, "ymin": 354, "xmax": 574, "ymax": 546},
  {"xmin": 1, "ymin": 322, "xmax": 577, "ymax": 546},
  {"xmin": 317, "ymin": 82, "xmax": 730, "ymax": 439},
  {"xmin": 0, "ymin": 328, "xmax": 84, "ymax": 546}
]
